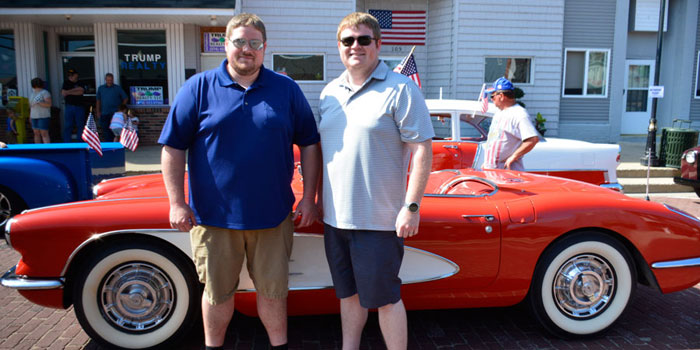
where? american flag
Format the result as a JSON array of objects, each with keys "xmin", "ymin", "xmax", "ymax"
[
  {"xmin": 394, "ymin": 52, "xmax": 421, "ymax": 88},
  {"xmin": 369, "ymin": 9, "xmax": 426, "ymax": 46},
  {"xmin": 478, "ymin": 84, "xmax": 489, "ymax": 113},
  {"xmin": 120, "ymin": 117, "xmax": 139, "ymax": 152},
  {"xmin": 81, "ymin": 111, "xmax": 102, "ymax": 156}
]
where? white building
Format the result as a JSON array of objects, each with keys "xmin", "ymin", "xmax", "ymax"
[{"xmin": 1, "ymin": 0, "xmax": 698, "ymax": 145}]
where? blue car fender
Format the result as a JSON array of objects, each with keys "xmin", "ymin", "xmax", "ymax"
[{"xmin": 0, "ymin": 157, "xmax": 77, "ymax": 208}]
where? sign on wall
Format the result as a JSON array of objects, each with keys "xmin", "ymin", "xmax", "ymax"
[
  {"xmin": 130, "ymin": 86, "xmax": 164, "ymax": 105},
  {"xmin": 203, "ymin": 32, "xmax": 226, "ymax": 53}
]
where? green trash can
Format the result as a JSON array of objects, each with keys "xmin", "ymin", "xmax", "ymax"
[{"xmin": 659, "ymin": 119, "xmax": 699, "ymax": 168}]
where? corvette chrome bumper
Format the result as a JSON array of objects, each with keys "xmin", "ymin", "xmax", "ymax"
[
  {"xmin": 651, "ymin": 257, "xmax": 700, "ymax": 269},
  {"xmin": 0, "ymin": 266, "xmax": 64, "ymax": 290}
]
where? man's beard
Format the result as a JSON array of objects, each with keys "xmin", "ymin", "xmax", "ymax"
[{"xmin": 231, "ymin": 54, "xmax": 260, "ymax": 76}]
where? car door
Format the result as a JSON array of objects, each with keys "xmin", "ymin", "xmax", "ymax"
[
  {"xmin": 430, "ymin": 112, "xmax": 463, "ymax": 171},
  {"xmin": 411, "ymin": 192, "xmax": 501, "ymax": 288}
]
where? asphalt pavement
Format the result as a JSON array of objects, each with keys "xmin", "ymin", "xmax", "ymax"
[{"xmin": 0, "ymin": 139, "xmax": 698, "ymax": 349}]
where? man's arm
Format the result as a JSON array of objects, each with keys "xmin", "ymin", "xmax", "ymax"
[
  {"xmin": 162, "ymin": 145, "xmax": 196, "ymax": 232},
  {"xmin": 295, "ymin": 143, "xmax": 321, "ymax": 228},
  {"xmin": 395, "ymin": 139, "xmax": 432, "ymax": 238},
  {"xmin": 95, "ymin": 99, "xmax": 102, "ymax": 118},
  {"xmin": 62, "ymin": 86, "xmax": 85, "ymax": 97},
  {"xmin": 504, "ymin": 136, "xmax": 539, "ymax": 169}
]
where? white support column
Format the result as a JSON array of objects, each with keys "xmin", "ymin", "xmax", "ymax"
[
  {"xmin": 94, "ymin": 23, "xmax": 119, "ymax": 87},
  {"xmin": 166, "ymin": 22, "xmax": 185, "ymax": 104}
]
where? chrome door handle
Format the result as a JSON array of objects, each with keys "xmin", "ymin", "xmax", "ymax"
[
  {"xmin": 462, "ymin": 214, "xmax": 495, "ymax": 222},
  {"xmin": 443, "ymin": 145, "xmax": 459, "ymax": 149}
]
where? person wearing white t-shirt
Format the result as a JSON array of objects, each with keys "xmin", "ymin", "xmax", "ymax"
[{"xmin": 482, "ymin": 77, "xmax": 539, "ymax": 171}]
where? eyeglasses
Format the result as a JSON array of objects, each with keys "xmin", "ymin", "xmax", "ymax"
[
  {"xmin": 339, "ymin": 35, "xmax": 376, "ymax": 47},
  {"xmin": 490, "ymin": 92, "xmax": 502, "ymax": 99},
  {"xmin": 229, "ymin": 38, "xmax": 265, "ymax": 50}
]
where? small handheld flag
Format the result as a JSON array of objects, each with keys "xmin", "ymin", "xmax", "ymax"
[
  {"xmin": 120, "ymin": 113, "xmax": 139, "ymax": 152},
  {"xmin": 393, "ymin": 46, "xmax": 421, "ymax": 88},
  {"xmin": 82, "ymin": 107, "xmax": 102, "ymax": 156}
]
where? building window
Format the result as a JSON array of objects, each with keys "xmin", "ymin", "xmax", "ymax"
[
  {"xmin": 118, "ymin": 30, "xmax": 168, "ymax": 105},
  {"xmin": 484, "ymin": 57, "xmax": 531, "ymax": 84},
  {"xmin": 59, "ymin": 35, "xmax": 96, "ymax": 96},
  {"xmin": 0, "ymin": 30, "xmax": 16, "ymax": 107},
  {"xmin": 380, "ymin": 56, "xmax": 405, "ymax": 72},
  {"xmin": 563, "ymin": 49, "xmax": 610, "ymax": 97},
  {"xmin": 272, "ymin": 54, "xmax": 324, "ymax": 82},
  {"xmin": 695, "ymin": 51, "xmax": 700, "ymax": 98}
]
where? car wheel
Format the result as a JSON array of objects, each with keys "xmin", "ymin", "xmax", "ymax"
[
  {"xmin": 528, "ymin": 232, "xmax": 636, "ymax": 338},
  {"xmin": 73, "ymin": 240, "xmax": 200, "ymax": 349},
  {"xmin": 0, "ymin": 187, "xmax": 26, "ymax": 229}
]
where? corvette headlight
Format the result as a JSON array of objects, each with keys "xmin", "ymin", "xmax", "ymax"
[{"xmin": 685, "ymin": 151, "xmax": 697, "ymax": 164}]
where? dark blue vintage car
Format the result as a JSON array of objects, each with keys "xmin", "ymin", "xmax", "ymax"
[{"xmin": 0, "ymin": 143, "xmax": 125, "ymax": 228}]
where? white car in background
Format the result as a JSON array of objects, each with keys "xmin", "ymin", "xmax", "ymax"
[{"xmin": 426, "ymin": 99, "xmax": 622, "ymax": 191}]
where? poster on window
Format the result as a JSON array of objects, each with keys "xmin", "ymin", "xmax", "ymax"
[
  {"xmin": 203, "ymin": 32, "xmax": 226, "ymax": 53},
  {"xmin": 130, "ymin": 86, "xmax": 164, "ymax": 105}
]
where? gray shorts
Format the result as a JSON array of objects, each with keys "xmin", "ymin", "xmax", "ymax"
[{"xmin": 323, "ymin": 224, "xmax": 404, "ymax": 308}]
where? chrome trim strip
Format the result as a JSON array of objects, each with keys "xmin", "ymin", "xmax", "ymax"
[
  {"xmin": 60, "ymin": 228, "xmax": 179, "ymax": 276},
  {"xmin": 1, "ymin": 266, "xmax": 64, "ymax": 290},
  {"xmin": 600, "ymin": 183, "xmax": 624, "ymax": 192},
  {"xmin": 524, "ymin": 168, "xmax": 608, "ymax": 172},
  {"xmin": 22, "ymin": 197, "xmax": 169, "ymax": 215},
  {"xmin": 664, "ymin": 204, "xmax": 700, "ymax": 223},
  {"xmin": 651, "ymin": 257, "xmax": 700, "ymax": 269},
  {"xmin": 425, "ymin": 176, "xmax": 498, "ymax": 198}
]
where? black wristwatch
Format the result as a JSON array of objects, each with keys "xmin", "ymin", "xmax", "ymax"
[{"xmin": 405, "ymin": 202, "xmax": 420, "ymax": 213}]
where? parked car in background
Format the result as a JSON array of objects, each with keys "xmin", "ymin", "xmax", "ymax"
[
  {"xmin": 3, "ymin": 167, "xmax": 699, "ymax": 349},
  {"xmin": 0, "ymin": 143, "xmax": 124, "ymax": 230},
  {"xmin": 673, "ymin": 145, "xmax": 700, "ymax": 196},
  {"xmin": 425, "ymin": 99, "xmax": 622, "ymax": 190}
]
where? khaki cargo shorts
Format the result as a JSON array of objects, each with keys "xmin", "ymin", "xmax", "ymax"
[{"xmin": 190, "ymin": 214, "xmax": 294, "ymax": 305}]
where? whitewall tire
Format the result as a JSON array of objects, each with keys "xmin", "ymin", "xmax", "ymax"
[
  {"xmin": 529, "ymin": 232, "xmax": 636, "ymax": 338},
  {"xmin": 73, "ymin": 240, "xmax": 200, "ymax": 349}
]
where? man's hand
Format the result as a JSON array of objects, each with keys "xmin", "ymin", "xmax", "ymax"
[
  {"xmin": 169, "ymin": 202, "xmax": 196, "ymax": 232},
  {"xmin": 504, "ymin": 155, "xmax": 517, "ymax": 169},
  {"xmin": 293, "ymin": 198, "xmax": 320, "ymax": 228},
  {"xmin": 395, "ymin": 206, "xmax": 420, "ymax": 238}
]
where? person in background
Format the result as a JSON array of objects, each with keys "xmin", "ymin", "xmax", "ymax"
[
  {"xmin": 5, "ymin": 109, "xmax": 17, "ymax": 144},
  {"xmin": 29, "ymin": 77, "xmax": 52, "ymax": 144},
  {"xmin": 159, "ymin": 13, "xmax": 321, "ymax": 350},
  {"xmin": 96, "ymin": 73, "xmax": 128, "ymax": 141},
  {"xmin": 318, "ymin": 12, "xmax": 434, "ymax": 350},
  {"xmin": 482, "ymin": 77, "xmax": 539, "ymax": 171},
  {"xmin": 61, "ymin": 69, "xmax": 86, "ymax": 142},
  {"xmin": 109, "ymin": 104, "xmax": 128, "ymax": 142}
]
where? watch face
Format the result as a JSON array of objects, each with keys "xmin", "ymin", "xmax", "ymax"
[{"xmin": 408, "ymin": 202, "xmax": 419, "ymax": 212}]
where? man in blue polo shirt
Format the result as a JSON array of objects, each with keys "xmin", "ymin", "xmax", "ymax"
[
  {"xmin": 96, "ymin": 73, "xmax": 128, "ymax": 141},
  {"xmin": 159, "ymin": 13, "xmax": 320, "ymax": 350}
]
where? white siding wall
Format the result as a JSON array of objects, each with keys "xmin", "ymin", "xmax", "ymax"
[
  {"xmin": 455, "ymin": 0, "xmax": 564, "ymax": 135},
  {"xmin": 242, "ymin": 0, "xmax": 355, "ymax": 113},
  {"xmin": 426, "ymin": 0, "xmax": 457, "ymax": 99}
]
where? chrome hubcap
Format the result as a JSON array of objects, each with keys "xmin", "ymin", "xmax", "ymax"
[
  {"xmin": 0, "ymin": 192, "xmax": 11, "ymax": 227},
  {"xmin": 100, "ymin": 262, "xmax": 175, "ymax": 331},
  {"xmin": 552, "ymin": 254, "xmax": 615, "ymax": 318}
]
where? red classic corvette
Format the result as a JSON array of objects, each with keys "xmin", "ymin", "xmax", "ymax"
[{"xmin": 3, "ymin": 169, "xmax": 700, "ymax": 349}]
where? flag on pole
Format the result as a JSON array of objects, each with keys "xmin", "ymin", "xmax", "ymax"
[
  {"xmin": 394, "ymin": 48, "xmax": 421, "ymax": 88},
  {"xmin": 120, "ymin": 116, "xmax": 139, "ymax": 152},
  {"xmin": 478, "ymin": 83, "xmax": 489, "ymax": 113},
  {"xmin": 81, "ymin": 108, "xmax": 102, "ymax": 156}
]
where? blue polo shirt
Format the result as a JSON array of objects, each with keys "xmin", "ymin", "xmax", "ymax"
[
  {"xmin": 159, "ymin": 59, "xmax": 319, "ymax": 230},
  {"xmin": 96, "ymin": 84, "xmax": 128, "ymax": 115}
]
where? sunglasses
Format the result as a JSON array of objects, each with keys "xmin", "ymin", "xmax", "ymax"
[
  {"xmin": 339, "ymin": 35, "xmax": 376, "ymax": 47},
  {"xmin": 490, "ymin": 92, "xmax": 502, "ymax": 99},
  {"xmin": 229, "ymin": 38, "xmax": 265, "ymax": 51}
]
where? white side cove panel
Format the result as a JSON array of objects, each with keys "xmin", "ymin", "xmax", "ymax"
[
  {"xmin": 145, "ymin": 231, "xmax": 459, "ymax": 291},
  {"xmin": 11, "ymin": 22, "xmax": 39, "ymax": 98}
]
